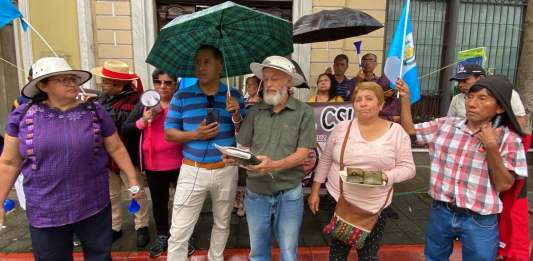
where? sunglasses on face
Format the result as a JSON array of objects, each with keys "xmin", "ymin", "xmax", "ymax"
[{"xmin": 153, "ymin": 79, "xmax": 175, "ymax": 86}]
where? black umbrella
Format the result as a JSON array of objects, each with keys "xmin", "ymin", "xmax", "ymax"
[
  {"xmin": 293, "ymin": 8, "xmax": 383, "ymax": 44},
  {"xmin": 290, "ymin": 58, "xmax": 309, "ymax": 88}
]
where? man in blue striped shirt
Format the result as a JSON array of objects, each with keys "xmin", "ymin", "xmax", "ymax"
[{"xmin": 164, "ymin": 45, "xmax": 245, "ymax": 261}]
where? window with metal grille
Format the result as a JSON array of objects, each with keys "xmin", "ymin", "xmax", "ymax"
[
  {"xmin": 385, "ymin": 0, "xmax": 526, "ymax": 120},
  {"xmin": 457, "ymin": 0, "xmax": 526, "ymax": 83}
]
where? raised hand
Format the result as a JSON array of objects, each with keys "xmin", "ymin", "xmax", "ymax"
[{"xmin": 395, "ymin": 78, "xmax": 410, "ymax": 99}]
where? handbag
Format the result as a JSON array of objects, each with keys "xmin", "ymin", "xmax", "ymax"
[{"xmin": 323, "ymin": 119, "xmax": 393, "ymax": 249}]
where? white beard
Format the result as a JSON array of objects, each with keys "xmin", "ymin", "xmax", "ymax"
[{"xmin": 263, "ymin": 86, "xmax": 287, "ymax": 106}]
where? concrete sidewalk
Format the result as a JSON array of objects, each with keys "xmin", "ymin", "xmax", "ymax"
[{"xmin": 1, "ymin": 153, "xmax": 532, "ymax": 258}]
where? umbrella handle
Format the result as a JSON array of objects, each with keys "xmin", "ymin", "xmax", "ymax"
[{"xmin": 226, "ymin": 90, "xmax": 235, "ymax": 114}]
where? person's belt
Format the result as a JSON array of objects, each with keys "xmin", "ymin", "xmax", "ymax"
[
  {"xmin": 182, "ymin": 158, "xmax": 225, "ymax": 170},
  {"xmin": 434, "ymin": 200, "xmax": 478, "ymax": 215}
]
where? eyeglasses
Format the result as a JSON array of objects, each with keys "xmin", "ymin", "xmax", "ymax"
[
  {"xmin": 153, "ymin": 79, "xmax": 175, "ymax": 87},
  {"xmin": 206, "ymin": 95, "xmax": 215, "ymax": 108},
  {"xmin": 49, "ymin": 76, "xmax": 81, "ymax": 86}
]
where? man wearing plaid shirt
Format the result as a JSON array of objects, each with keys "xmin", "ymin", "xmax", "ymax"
[{"xmin": 397, "ymin": 75, "xmax": 528, "ymax": 261}]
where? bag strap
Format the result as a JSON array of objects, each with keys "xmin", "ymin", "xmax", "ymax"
[
  {"xmin": 338, "ymin": 119, "xmax": 394, "ymax": 212},
  {"xmin": 339, "ymin": 120, "xmax": 354, "ymax": 195},
  {"xmin": 379, "ymin": 187, "xmax": 394, "ymax": 212}
]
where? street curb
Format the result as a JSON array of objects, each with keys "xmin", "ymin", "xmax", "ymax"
[{"xmin": 0, "ymin": 244, "xmax": 463, "ymax": 261}]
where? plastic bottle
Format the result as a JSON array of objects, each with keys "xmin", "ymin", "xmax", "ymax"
[
  {"xmin": 127, "ymin": 199, "xmax": 140, "ymax": 214},
  {"xmin": 3, "ymin": 198, "xmax": 15, "ymax": 214},
  {"xmin": 127, "ymin": 186, "xmax": 140, "ymax": 214}
]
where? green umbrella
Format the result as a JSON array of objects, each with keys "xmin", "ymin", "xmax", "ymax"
[{"xmin": 146, "ymin": 1, "xmax": 293, "ymax": 78}]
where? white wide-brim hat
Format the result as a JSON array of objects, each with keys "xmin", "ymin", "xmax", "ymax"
[
  {"xmin": 22, "ymin": 57, "xmax": 92, "ymax": 99},
  {"xmin": 250, "ymin": 56, "xmax": 304, "ymax": 86}
]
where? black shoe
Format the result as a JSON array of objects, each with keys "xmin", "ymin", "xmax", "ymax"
[
  {"xmin": 137, "ymin": 227, "xmax": 150, "ymax": 249},
  {"xmin": 384, "ymin": 208, "xmax": 399, "ymax": 219},
  {"xmin": 112, "ymin": 230, "xmax": 123, "ymax": 243},
  {"xmin": 188, "ymin": 239, "xmax": 196, "ymax": 257},
  {"xmin": 149, "ymin": 234, "xmax": 168, "ymax": 258}
]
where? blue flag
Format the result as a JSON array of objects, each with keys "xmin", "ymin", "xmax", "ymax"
[
  {"xmin": 384, "ymin": 1, "xmax": 420, "ymax": 103},
  {"xmin": 0, "ymin": 0, "xmax": 28, "ymax": 31}
]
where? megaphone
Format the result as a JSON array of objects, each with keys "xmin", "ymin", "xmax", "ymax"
[{"xmin": 140, "ymin": 90, "xmax": 162, "ymax": 113}]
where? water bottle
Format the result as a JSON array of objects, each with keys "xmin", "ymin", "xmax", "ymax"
[
  {"xmin": 127, "ymin": 199, "xmax": 140, "ymax": 214},
  {"xmin": 1, "ymin": 199, "xmax": 15, "ymax": 230},
  {"xmin": 127, "ymin": 186, "xmax": 140, "ymax": 214},
  {"xmin": 3, "ymin": 198, "xmax": 15, "ymax": 214}
]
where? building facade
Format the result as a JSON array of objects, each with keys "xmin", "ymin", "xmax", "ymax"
[{"xmin": 0, "ymin": 0, "xmax": 526, "ymax": 128}]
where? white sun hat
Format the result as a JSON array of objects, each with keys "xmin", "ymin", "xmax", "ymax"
[
  {"xmin": 250, "ymin": 56, "xmax": 304, "ymax": 86},
  {"xmin": 22, "ymin": 57, "xmax": 92, "ymax": 99}
]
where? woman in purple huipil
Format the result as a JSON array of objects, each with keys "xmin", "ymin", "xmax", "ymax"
[{"xmin": 0, "ymin": 57, "xmax": 140, "ymax": 261}]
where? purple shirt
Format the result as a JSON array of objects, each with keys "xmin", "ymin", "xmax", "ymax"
[
  {"xmin": 5, "ymin": 102, "xmax": 116, "ymax": 228},
  {"xmin": 379, "ymin": 97, "xmax": 401, "ymax": 122},
  {"xmin": 337, "ymin": 73, "xmax": 389, "ymax": 101}
]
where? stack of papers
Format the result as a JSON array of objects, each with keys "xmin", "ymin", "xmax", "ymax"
[{"xmin": 214, "ymin": 144, "xmax": 261, "ymax": 166}]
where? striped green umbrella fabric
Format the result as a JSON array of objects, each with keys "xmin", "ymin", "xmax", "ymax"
[{"xmin": 146, "ymin": 1, "xmax": 293, "ymax": 77}]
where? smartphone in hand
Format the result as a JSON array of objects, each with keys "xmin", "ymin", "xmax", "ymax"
[{"xmin": 206, "ymin": 108, "xmax": 219, "ymax": 125}]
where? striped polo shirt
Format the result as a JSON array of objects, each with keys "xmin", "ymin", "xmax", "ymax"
[{"xmin": 165, "ymin": 82, "xmax": 245, "ymax": 163}]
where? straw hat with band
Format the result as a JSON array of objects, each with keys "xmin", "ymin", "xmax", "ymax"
[
  {"xmin": 22, "ymin": 57, "xmax": 92, "ymax": 99},
  {"xmin": 91, "ymin": 60, "xmax": 143, "ymax": 95},
  {"xmin": 469, "ymin": 75, "xmax": 523, "ymax": 135},
  {"xmin": 250, "ymin": 56, "xmax": 305, "ymax": 86}
]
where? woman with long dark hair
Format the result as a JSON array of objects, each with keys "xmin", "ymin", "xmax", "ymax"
[{"xmin": 308, "ymin": 73, "xmax": 344, "ymax": 103}]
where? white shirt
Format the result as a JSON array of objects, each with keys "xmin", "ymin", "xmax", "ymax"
[{"xmin": 447, "ymin": 90, "xmax": 526, "ymax": 118}]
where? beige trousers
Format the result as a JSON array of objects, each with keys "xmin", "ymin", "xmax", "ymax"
[
  {"xmin": 167, "ymin": 164, "xmax": 238, "ymax": 261},
  {"xmin": 108, "ymin": 170, "xmax": 149, "ymax": 231}
]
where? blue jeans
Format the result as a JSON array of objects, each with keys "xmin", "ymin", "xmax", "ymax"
[
  {"xmin": 424, "ymin": 201, "xmax": 499, "ymax": 261},
  {"xmin": 244, "ymin": 185, "xmax": 303, "ymax": 261}
]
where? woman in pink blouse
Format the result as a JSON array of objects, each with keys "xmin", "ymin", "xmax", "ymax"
[
  {"xmin": 122, "ymin": 69, "xmax": 183, "ymax": 258},
  {"xmin": 308, "ymin": 82, "xmax": 416, "ymax": 260}
]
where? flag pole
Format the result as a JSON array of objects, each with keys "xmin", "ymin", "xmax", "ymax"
[
  {"xmin": 397, "ymin": 0, "xmax": 411, "ymax": 98},
  {"xmin": 21, "ymin": 18, "xmax": 58, "ymax": 57},
  {"xmin": 399, "ymin": 0, "xmax": 410, "ymax": 76}
]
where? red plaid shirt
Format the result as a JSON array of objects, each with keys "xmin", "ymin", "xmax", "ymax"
[{"xmin": 415, "ymin": 117, "xmax": 528, "ymax": 215}]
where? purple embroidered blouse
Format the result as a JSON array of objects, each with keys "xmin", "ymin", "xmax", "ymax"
[{"xmin": 5, "ymin": 102, "xmax": 116, "ymax": 228}]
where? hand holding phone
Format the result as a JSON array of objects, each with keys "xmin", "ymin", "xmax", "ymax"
[
  {"xmin": 206, "ymin": 108, "xmax": 219, "ymax": 125},
  {"xmin": 196, "ymin": 119, "xmax": 219, "ymax": 140}
]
